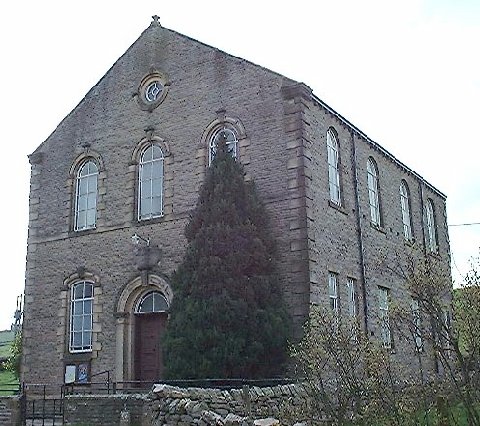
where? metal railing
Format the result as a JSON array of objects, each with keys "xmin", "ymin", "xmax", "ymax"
[
  {"xmin": 62, "ymin": 374, "xmax": 294, "ymax": 395},
  {"xmin": 17, "ymin": 377, "xmax": 296, "ymax": 425},
  {"xmin": 21, "ymin": 383, "xmax": 65, "ymax": 426}
]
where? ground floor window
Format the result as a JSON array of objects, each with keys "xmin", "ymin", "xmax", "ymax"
[{"xmin": 69, "ymin": 281, "xmax": 94, "ymax": 353}]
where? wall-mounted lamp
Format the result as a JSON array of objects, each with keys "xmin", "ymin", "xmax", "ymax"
[{"xmin": 131, "ymin": 233, "xmax": 150, "ymax": 247}]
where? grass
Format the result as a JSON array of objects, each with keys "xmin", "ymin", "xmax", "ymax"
[
  {"xmin": 0, "ymin": 331, "xmax": 19, "ymax": 396},
  {"xmin": 0, "ymin": 370, "xmax": 19, "ymax": 396},
  {"xmin": 408, "ymin": 400, "xmax": 478, "ymax": 426},
  {"xmin": 0, "ymin": 330, "xmax": 14, "ymax": 358},
  {"xmin": 0, "ymin": 330, "xmax": 14, "ymax": 342}
]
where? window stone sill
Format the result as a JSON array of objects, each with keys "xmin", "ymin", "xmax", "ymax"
[
  {"xmin": 370, "ymin": 222, "xmax": 386, "ymax": 234},
  {"xmin": 328, "ymin": 200, "xmax": 348, "ymax": 215}
]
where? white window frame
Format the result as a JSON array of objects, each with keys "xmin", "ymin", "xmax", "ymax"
[
  {"xmin": 328, "ymin": 272, "xmax": 339, "ymax": 315},
  {"xmin": 400, "ymin": 181, "xmax": 413, "ymax": 241},
  {"xmin": 327, "ymin": 128, "xmax": 341, "ymax": 205},
  {"xmin": 378, "ymin": 286, "xmax": 392, "ymax": 349},
  {"xmin": 135, "ymin": 291, "xmax": 169, "ymax": 314},
  {"xmin": 346, "ymin": 278, "xmax": 357, "ymax": 318},
  {"xmin": 442, "ymin": 310, "xmax": 452, "ymax": 350},
  {"xmin": 69, "ymin": 281, "xmax": 94, "ymax": 353},
  {"xmin": 208, "ymin": 127, "xmax": 238, "ymax": 165},
  {"xmin": 424, "ymin": 199, "xmax": 438, "ymax": 253},
  {"xmin": 367, "ymin": 158, "xmax": 381, "ymax": 226},
  {"xmin": 138, "ymin": 143, "xmax": 164, "ymax": 221},
  {"xmin": 411, "ymin": 299, "xmax": 423, "ymax": 351},
  {"xmin": 74, "ymin": 160, "xmax": 98, "ymax": 231}
]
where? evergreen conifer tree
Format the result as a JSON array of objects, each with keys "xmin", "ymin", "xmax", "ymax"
[{"xmin": 163, "ymin": 139, "xmax": 290, "ymax": 379}]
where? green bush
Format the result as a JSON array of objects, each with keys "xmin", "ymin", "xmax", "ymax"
[
  {"xmin": 163, "ymin": 139, "xmax": 290, "ymax": 379},
  {"xmin": 3, "ymin": 331, "xmax": 21, "ymax": 380}
]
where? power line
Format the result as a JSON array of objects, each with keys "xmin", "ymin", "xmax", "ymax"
[
  {"xmin": 450, "ymin": 253, "xmax": 465, "ymax": 284},
  {"xmin": 448, "ymin": 222, "xmax": 480, "ymax": 227}
]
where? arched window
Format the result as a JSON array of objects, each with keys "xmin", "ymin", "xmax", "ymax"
[
  {"xmin": 138, "ymin": 143, "xmax": 164, "ymax": 220},
  {"xmin": 327, "ymin": 128, "xmax": 341, "ymax": 205},
  {"xmin": 208, "ymin": 126, "xmax": 238, "ymax": 165},
  {"xmin": 70, "ymin": 281, "xmax": 94, "ymax": 353},
  {"xmin": 400, "ymin": 181, "xmax": 413, "ymax": 240},
  {"xmin": 424, "ymin": 199, "xmax": 437, "ymax": 252},
  {"xmin": 135, "ymin": 291, "xmax": 168, "ymax": 313},
  {"xmin": 367, "ymin": 158, "xmax": 381, "ymax": 226},
  {"xmin": 75, "ymin": 160, "xmax": 98, "ymax": 231}
]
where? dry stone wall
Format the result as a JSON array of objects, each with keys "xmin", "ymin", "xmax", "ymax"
[
  {"xmin": 144, "ymin": 383, "xmax": 315, "ymax": 425},
  {"xmin": 38, "ymin": 383, "xmax": 322, "ymax": 425}
]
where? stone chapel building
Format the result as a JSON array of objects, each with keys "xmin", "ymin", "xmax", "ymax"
[{"xmin": 22, "ymin": 17, "xmax": 451, "ymax": 385}]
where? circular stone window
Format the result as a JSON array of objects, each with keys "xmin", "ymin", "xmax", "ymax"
[
  {"xmin": 137, "ymin": 71, "xmax": 170, "ymax": 111},
  {"xmin": 145, "ymin": 80, "xmax": 163, "ymax": 102}
]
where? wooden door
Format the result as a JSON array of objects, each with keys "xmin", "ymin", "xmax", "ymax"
[{"xmin": 134, "ymin": 312, "xmax": 167, "ymax": 382}]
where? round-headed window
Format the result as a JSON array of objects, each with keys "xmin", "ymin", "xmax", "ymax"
[
  {"xmin": 208, "ymin": 127, "xmax": 238, "ymax": 165},
  {"xmin": 135, "ymin": 291, "xmax": 168, "ymax": 314}
]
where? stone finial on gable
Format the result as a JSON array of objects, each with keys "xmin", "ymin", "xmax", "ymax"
[{"xmin": 151, "ymin": 15, "xmax": 161, "ymax": 27}]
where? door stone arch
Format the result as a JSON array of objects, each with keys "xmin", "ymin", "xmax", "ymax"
[{"xmin": 115, "ymin": 274, "xmax": 173, "ymax": 383}]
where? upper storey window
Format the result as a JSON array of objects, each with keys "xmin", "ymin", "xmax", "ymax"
[
  {"xmin": 75, "ymin": 160, "xmax": 98, "ymax": 231},
  {"xmin": 400, "ymin": 180, "xmax": 413, "ymax": 241},
  {"xmin": 209, "ymin": 126, "xmax": 238, "ymax": 165},
  {"xmin": 424, "ymin": 199, "xmax": 438, "ymax": 253},
  {"xmin": 138, "ymin": 143, "xmax": 164, "ymax": 220},
  {"xmin": 327, "ymin": 128, "xmax": 341, "ymax": 205},
  {"xmin": 367, "ymin": 158, "xmax": 381, "ymax": 226}
]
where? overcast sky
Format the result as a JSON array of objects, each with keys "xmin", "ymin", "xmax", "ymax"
[{"xmin": 0, "ymin": 0, "xmax": 478, "ymax": 330}]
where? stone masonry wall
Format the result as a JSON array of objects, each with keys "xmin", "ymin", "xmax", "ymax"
[
  {"xmin": 22, "ymin": 22, "xmax": 309, "ymax": 385},
  {"xmin": 63, "ymin": 384, "xmax": 314, "ymax": 426},
  {"xmin": 22, "ymin": 19, "xmax": 452, "ymax": 389},
  {"xmin": 64, "ymin": 394, "xmax": 148, "ymax": 426},
  {"xmin": 0, "ymin": 396, "xmax": 21, "ymax": 426},
  {"xmin": 302, "ymin": 93, "xmax": 451, "ymax": 378},
  {"xmin": 144, "ymin": 383, "xmax": 313, "ymax": 425}
]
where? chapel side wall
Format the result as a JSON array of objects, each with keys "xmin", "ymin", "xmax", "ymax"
[
  {"xmin": 302, "ymin": 101, "xmax": 364, "ymax": 319},
  {"xmin": 304, "ymin": 99, "xmax": 451, "ymax": 376},
  {"xmin": 22, "ymin": 25, "xmax": 310, "ymax": 384},
  {"xmin": 356, "ymin": 130, "xmax": 450, "ymax": 376}
]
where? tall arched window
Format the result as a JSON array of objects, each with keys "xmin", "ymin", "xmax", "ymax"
[
  {"xmin": 208, "ymin": 126, "xmax": 238, "ymax": 165},
  {"xmin": 400, "ymin": 180, "xmax": 413, "ymax": 240},
  {"xmin": 70, "ymin": 281, "xmax": 94, "ymax": 353},
  {"xmin": 75, "ymin": 160, "xmax": 98, "ymax": 231},
  {"xmin": 327, "ymin": 128, "xmax": 341, "ymax": 205},
  {"xmin": 138, "ymin": 143, "xmax": 164, "ymax": 220},
  {"xmin": 367, "ymin": 158, "xmax": 381, "ymax": 226},
  {"xmin": 424, "ymin": 199, "xmax": 437, "ymax": 252}
]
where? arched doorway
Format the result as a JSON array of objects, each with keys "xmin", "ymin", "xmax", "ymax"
[
  {"xmin": 115, "ymin": 275, "xmax": 173, "ymax": 383},
  {"xmin": 134, "ymin": 291, "xmax": 168, "ymax": 381}
]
